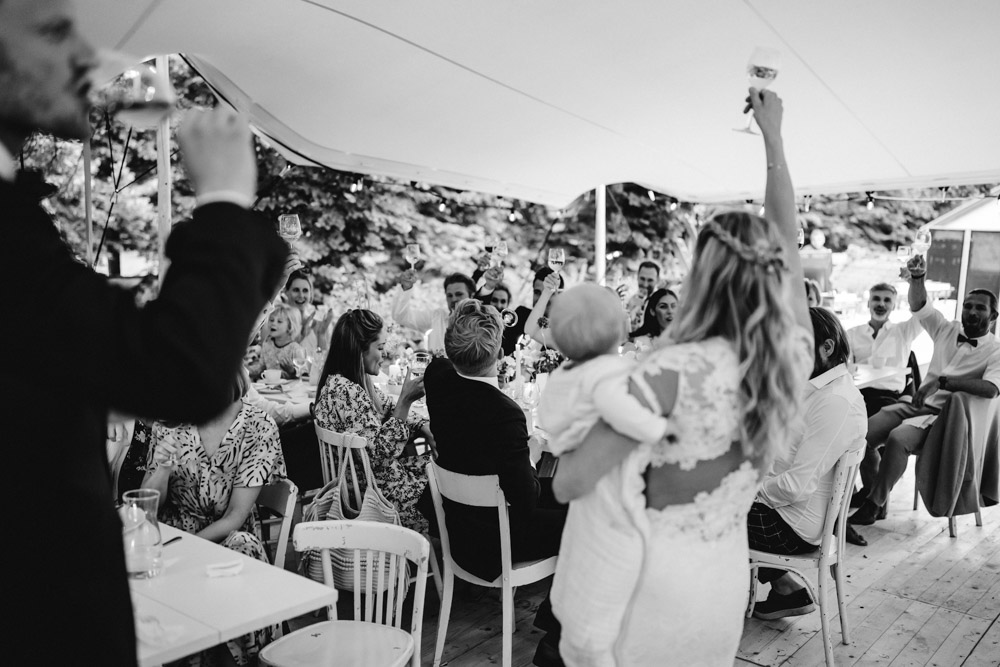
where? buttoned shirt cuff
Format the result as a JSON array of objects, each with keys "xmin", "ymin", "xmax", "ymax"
[{"xmin": 195, "ymin": 190, "xmax": 254, "ymax": 209}]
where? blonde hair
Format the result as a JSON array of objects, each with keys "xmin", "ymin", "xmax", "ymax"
[
  {"xmin": 270, "ymin": 303, "xmax": 302, "ymax": 341},
  {"xmin": 671, "ymin": 211, "xmax": 806, "ymax": 463},
  {"xmin": 445, "ymin": 299, "xmax": 503, "ymax": 375},
  {"xmin": 550, "ymin": 284, "xmax": 625, "ymax": 361}
]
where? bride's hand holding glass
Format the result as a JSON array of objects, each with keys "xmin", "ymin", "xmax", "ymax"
[{"xmin": 153, "ymin": 434, "xmax": 181, "ymax": 470}]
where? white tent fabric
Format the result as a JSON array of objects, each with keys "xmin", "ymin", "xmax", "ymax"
[{"xmin": 79, "ymin": 0, "xmax": 1000, "ymax": 207}]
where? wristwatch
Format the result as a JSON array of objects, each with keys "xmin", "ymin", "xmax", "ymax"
[{"xmin": 938, "ymin": 376, "xmax": 949, "ymax": 390}]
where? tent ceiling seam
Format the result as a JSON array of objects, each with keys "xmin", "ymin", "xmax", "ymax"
[{"xmin": 114, "ymin": 0, "xmax": 166, "ymax": 52}]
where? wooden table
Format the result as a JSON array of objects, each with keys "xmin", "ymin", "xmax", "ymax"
[
  {"xmin": 852, "ymin": 363, "xmax": 908, "ymax": 389},
  {"xmin": 131, "ymin": 525, "xmax": 337, "ymax": 666}
]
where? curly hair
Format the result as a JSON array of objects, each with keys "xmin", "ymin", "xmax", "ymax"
[
  {"xmin": 445, "ymin": 299, "xmax": 503, "ymax": 375},
  {"xmin": 670, "ymin": 211, "xmax": 807, "ymax": 463}
]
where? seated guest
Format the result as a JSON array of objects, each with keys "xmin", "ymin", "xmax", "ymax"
[
  {"xmin": 143, "ymin": 370, "xmax": 286, "ymax": 665},
  {"xmin": 850, "ymin": 256, "xmax": 1000, "ymax": 526},
  {"xmin": 750, "ymin": 307, "xmax": 867, "ymax": 619},
  {"xmin": 392, "ymin": 270, "xmax": 475, "ymax": 354},
  {"xmin": 284, "ymin": 269, "xmax": 335, "ymax": 355},
  {"xmin": 628, "ymin": 287, "xmax": 679, "ymax": 352},
  {"xmin": 418, "ymin": 299, "xmax": 567, "ymax": 664},
  {"xmin": 314, "ymin": 309, "xmax": 432, "ymax": 532},
  {"xmin": 248, "ymin": 303, "xmax": 305, "ymax": 380},
  {"xmin": 846, "ymin": 282, "xmax": 923, "ymax": 417},
  {"xmin": 624, "ymin": 260, "xmax": 662, "ymax": 330},
  {"xmin": 805, "ymin": 278, "xmax": 822, "ymax": 308}
]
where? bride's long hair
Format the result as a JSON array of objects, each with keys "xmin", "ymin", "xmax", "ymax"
[{"xmin": 670, "ymin": 211, "xmax": 806, "ymax": 463}]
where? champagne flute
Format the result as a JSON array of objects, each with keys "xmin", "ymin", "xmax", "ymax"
[
  {"xmin": 490, "ymin": 241, "xmax": 508, "ymax": 268},
  {"xmin": 403, "ymin": 243, "xmax": 421, "ymax": 270},
  {"xmin": 547, "ymin": 247, "xmax": 565, "ymax": 273},
  {"xmin": 912, "ymin": 230, "xmax": 932, "ymax": 257},
  {"xmin": 734, "ymin": 47, "xmax": 781, "ymax": 135},
  {"xmin": 90, "ymin": 50, "xmax": 177, "ymax": 128}
]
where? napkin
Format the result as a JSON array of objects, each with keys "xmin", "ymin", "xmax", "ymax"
[
  {"xmin": 206, "ymin": 559, "xmax": 244, "ymax": 577},
  {"xmin": 135, "ymin": 614, "xmax": 184, "ymax": 647}
]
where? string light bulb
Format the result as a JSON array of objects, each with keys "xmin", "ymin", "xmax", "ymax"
[
  {"xmin": 438, "ymin": 202, "xmax": 447, "ymax": 213},
  {"xmin": 647, "ymin": 190, "xmax": 656, "ymax": 201},
  {"xmin": 803, "ymin": 195, "xmax": 812, "ymax": 212},
  {"xmin": 940, "ymin": 186, "xmax": 949, "ymax": 202},
  {"xmin": 669, "ymin": 197, "xmax": 679, "ymax": 212},
  {"xmin": 759, "ymin": 204, "xmax": 766, "ymax": 216},
  {"xmin": 866, "ymin": 192, "xmax": 874, "ymax": 210}
]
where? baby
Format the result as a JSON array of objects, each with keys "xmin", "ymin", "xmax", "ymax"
[{"xmin": 539, "ymin": 283, "xmax": 672, "ymax": 665}]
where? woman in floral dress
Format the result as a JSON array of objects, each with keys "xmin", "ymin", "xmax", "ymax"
[
  {"xmin": 143, "ymin": 370, "xmax": 287, "ymax": 666},
  {"xmin": 314, "ymin": 309, "xmax": 432, "ymax": 533}
]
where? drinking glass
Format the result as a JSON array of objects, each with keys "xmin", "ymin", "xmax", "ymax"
[
  {"xmin": 410, "ymin": 351, "xmax": 431, "ymax": 377},
  {"xmin": 291, "ymin": 348, "xmax": 309, "ymax": 379},
  {"xmin": 521, "ymin": 382, "xmax": 539, "ymax": 408},
  {"xmin": 734, "ymin": 47, "xmax": 781, "ymax": 134},
  {"xmin": 90, "ymin": 50, "xmax": 176, "ymax": 128},
  {"xmin": 278, "ymin": 214, "xmax": 302, "ymax": 242},
  {"xmin": 896, "ymin": 246, "xmax": 912, "ymax": 266},
  {"xmin": 547, "ymin": 248, "xmax": 565, "ymax": 273},
  {"xmin": 490, "ymin": 241, "xmax": 508, "ymax": 268},
  {"xmin": 121, "ymin": 489, "xmax": 162, "ymax": 579},
  {"xmin": 403, "ymin": 244, "xmax": 421, "ymax": 270},
  {"xmin": 912, "ymin": 230, "xmax": 932, "ymax": 257}
]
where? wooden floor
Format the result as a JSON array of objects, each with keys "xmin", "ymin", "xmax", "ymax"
[{"xmin": 287, "ymin": 468, "xmax": 999, "ymax": 666}]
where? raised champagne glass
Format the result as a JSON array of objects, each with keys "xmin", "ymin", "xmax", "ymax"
[
  {"xmin": 547, "ymin": 247, "xmax": 565, "ymax": 273},
  {"xmin": 912, "ymin": 230, "xmax": 932, "ymax": 257},
  {"xmin": 734, "ymin": 47, "xmax": 781, "ymax": 135},
  {"xmin": 90, "ymin": 50, "xmax": 177, "ymax": 128}
]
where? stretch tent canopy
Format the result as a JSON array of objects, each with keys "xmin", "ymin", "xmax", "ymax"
[{"xmin": 79, "ymin": 0, "xmax": 1000, "ymax": 208}]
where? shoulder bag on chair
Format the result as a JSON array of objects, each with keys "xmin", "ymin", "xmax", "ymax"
[{"xmin": 298, "ymin": 441, "xmax": 401, "ymax": 591}]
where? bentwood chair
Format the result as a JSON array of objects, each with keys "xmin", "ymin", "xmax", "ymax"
[
  {"xmin": 314, "ymin": 425, "xmax": 367, "ymax": 510},
  {"xmin": 256, "ymin": 478, "xmax": 298, "ymax": 571},
  {"xmin": 747, "ymin": 443, "xmax": 865, "ymax": 667},
  {"xmin": 259, "ymin": 521, "xmax": 430, "ymax": 667},
  {"xmin": 426, "ymin": 462, "xmax": 558, "ymax": 667}
]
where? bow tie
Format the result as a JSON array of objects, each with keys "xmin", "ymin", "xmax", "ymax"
[
  {"xmin": 13, "ymin": 169, "xmax": 58, "ymax": 201},
  {"xmin": 957, "ymin": 334, "xmax": 978, "ymax": 348}
]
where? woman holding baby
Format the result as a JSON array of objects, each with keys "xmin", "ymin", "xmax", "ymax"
[{"xmin": 548, "ymin": 89, "xmax": 812, "ymax": 666}]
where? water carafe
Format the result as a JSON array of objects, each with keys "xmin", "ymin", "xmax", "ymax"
[{"xmin": 121, "ymin": 488, "xmax": 162, "ymax": 579}]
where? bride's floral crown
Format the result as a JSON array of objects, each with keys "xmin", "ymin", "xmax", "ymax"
[{"xmin": 701, "ymin": 219, "xmax": 787, "ymax": 275}]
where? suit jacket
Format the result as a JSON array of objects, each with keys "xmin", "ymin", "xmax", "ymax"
[
  {"xmin": 1, "ymin": 178, "xmax": 287, "ymax": 665},
  {"xmin": 420, "ymin": 357, "xmax": 540, "ymax": 580}
]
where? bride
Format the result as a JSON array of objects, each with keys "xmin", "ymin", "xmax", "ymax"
[{"xmin": 551, "ymin": 89, "xmax": 812, "ymax": 666}]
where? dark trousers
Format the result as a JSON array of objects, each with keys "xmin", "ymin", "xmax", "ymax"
[
  {"xmin": 747, "ymin": 502, "xmax": 818, "ymax": 583},
  {"xmin": 860, "ymin": 387, "xmax": 901, "ymax": 418}
]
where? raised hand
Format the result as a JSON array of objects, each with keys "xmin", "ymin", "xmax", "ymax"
[
  {"xmin": 748, "ymin": 88, "xmax": 783, "ymax": 141},
  {"xmin": 399, "ymin": 269, "xmax": 418, "ymax": 291},
  {"xmin": 901, "ymin": 254, "xmax": 927, "ymax": 281},
  {"xmin": 177, "ymin": 108, "xmax": 256, "ymax": 203},
  {"xmin": 483, "ymin": 266, "xmax": 504, "ymax": 291},
  {"xmin": 542, "ymin": 272, "xmax": 561, "ymax": 293}
]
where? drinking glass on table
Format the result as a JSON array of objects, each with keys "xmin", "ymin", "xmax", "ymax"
[
  {"xmin": 291, "ymin": 348, "xmax": 309, "ymax": 379},
  {"xmin": 121, "ymin": 489, "xmax": 162, "ymax": 579},
  {"xmin": 734, "ymin": 46, "xmax": 781, "ymax": 134}
]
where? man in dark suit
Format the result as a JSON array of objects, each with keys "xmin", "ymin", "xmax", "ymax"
[
  {"xmin": 1, "ymin": 1, "xmax": 288, "ymax": 663},
  {"xmin": 420, "ymin": 299, "xmax": 566, "ymax": 666}
]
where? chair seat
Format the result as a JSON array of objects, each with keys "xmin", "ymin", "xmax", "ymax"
[{"xmin": 259, "ymin": 620, "xmax": 414, "ymax": 667}]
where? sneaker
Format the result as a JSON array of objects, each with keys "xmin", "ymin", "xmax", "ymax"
[{"xmin": 753, "ymin": 588, "xmax": 816, "ymax": 620}]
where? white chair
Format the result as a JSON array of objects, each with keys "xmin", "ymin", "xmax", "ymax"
[
  {"xmin": 259, "ymin": 521, "xmax": 429, "ymax": 667},
  {"xmin": 747, "ymin": 444, "xmax": 865, "ymax": 667},
  {"xmin": 426, "ymin": 461, "xmax": 558, "ymax": 667},
  {"xmin": 256, "ymin": 478, "xmax": 298, "ymax": 570},
  {"xmin": 314, "ymin": 425, "xmax": 367, "ymax": 509}
]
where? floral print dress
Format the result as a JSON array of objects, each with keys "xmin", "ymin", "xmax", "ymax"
[
  {"xmin": 147, "ymin": 401, "xmax": 286, "ymax": 666},
  {"xmin": 314, "ymin": 375, "xmax": 430, "ymax": 534}
]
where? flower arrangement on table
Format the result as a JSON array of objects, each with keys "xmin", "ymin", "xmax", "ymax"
[{"xmin": 497, "ymin": 355, "xmax": 519, "ymax": 386}]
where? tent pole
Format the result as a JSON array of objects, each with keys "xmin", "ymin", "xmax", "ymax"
[
  {"xmin": 83, "ymin": 139, "xmax": 94, "ymax": 267},
  {"xmin": 155, "ymin": 54, "xmax": 173, "ymax": 282},
  {"xmin": 595, "ymin": 185, "xmax": 607, "ymax": 285}
]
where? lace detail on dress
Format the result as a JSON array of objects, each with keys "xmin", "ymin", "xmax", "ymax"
[
  {"xmin": 644, "ymin": 460, "xmax": 759, "ymax": 542},
  {"xmin": 631, "ymin": 337, "xmax": 741, "ymax": 470}
]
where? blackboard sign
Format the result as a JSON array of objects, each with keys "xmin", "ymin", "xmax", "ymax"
[{"xmin": 927, "ymin": 230, "xmax": 963, "ymax": 295}]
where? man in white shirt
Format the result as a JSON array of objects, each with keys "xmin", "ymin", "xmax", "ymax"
[
  {"xmin": 749, "ymin": 307, "xmax": 867, "ymax": 620},
  {"xmin": 846, "ymin": 282, "xmax": 924, "ymax": 416},
  {"xmin": 622, "ymin": 260, "xmax": 661, "ymax": 330},
  {"xmin": 851, "ymin": 256, "xmax": 1000, "ymax": 526},
  {"xmin": 391, "ymin": 270, "xmax": 475, "ymax": 353}
]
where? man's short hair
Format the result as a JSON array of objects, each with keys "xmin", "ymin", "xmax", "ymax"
[
  {"xmin": 444, "ymin": 273, "xmax": 476, "ymax": 295},
  {"xmin": 809, "ymin": 306, "xmax": 851, "ymax": 367},
  {"xmin": 638, "ymin": 260, "xmax": 661, "ymax": 277},
  {"xmin": 869, "ymin": 282, "xmax": 897, "ymax": 296},
  {"xmin": 445, "ymin": 299, "xmax": 503, "ymax": 375},
  {"xmin": 969, "ymin": 288, "xmax": 999, "ymax": 318}
]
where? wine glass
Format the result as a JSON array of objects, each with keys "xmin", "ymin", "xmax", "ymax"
[
  {"xmin": 547, "ymin": 248, "xmax": 565, "ymax": 273},
  {"xmin": 912, "ymin": 230, "xmax": 932, "ymax": 257},
  {"xmin": 484, "ymin": 235, "xmax": 500, "ymax": 254},
  {"xmin": 403, "ymin": 243, "xmax": 421, "ymax": 270},
  {"xmin": 410, "ymin": 351, "xmax": 431, "ymax": 378},
  {"xmin": 490, "ymin": 241, "xmax": 508, "ymax": 268},
  {"xmin": 90, "ymin": 50, "xmax": 177, "ymax": 128},
  {"xmin": 734, "ymin": 47, "xmax": 781, "ymax": 134},
  {"xmin": 896, "ymin": 246, "xmax": 913, "ymax": 269},
  {"xmin": 521, "ymin": 382, "xmax": 539, "ymax": 408},
  {"xmin": 278, "ymin": 214, "xmax": 302, "ymax": 243},
  {"xmin": 291, "ymin": 348, "xmax": 309, "ymax": 379}
]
